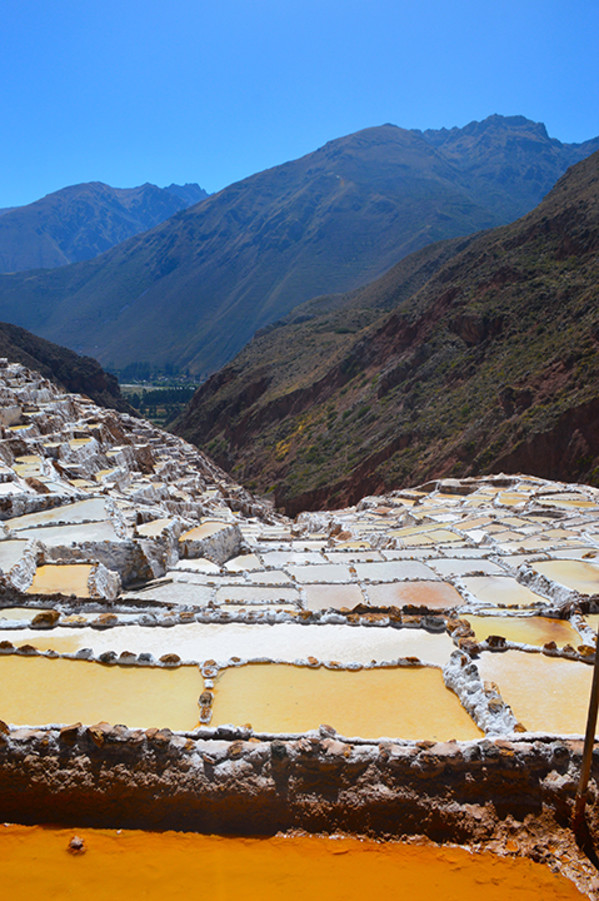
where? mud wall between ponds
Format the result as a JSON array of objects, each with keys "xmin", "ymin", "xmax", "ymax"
[{"xmin": 1, "ymin": 723, "xmax": 598, "ymax": 845}]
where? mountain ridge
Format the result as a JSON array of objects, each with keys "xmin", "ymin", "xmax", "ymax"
[
  {"xmin": 0, "ymin": 115, "xmax": 596, "ymax": 376},
  {"xmin": 0, "ymin": 180, "xmax": 208, "ymax": 272},
  {"xmin": 172, "ymin": 148, "xmax": 599, "ymax": 512}
]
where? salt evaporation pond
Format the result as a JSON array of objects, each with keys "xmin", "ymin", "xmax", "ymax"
[
  {"xmin": 0, "ymin": 657, "xmax": 202, "ymax": 730},
  {"xmin": 367, "ymin": 580, "xmax": 464, "ymax": 609},
  {"xmin": 478, "ymin": 650, "xmax": 595, "ymax": 735},
  {"xmin": 17, "ymin": 521, "xmax": 118, "ymax": 544},
  {"xmin": 210, "ymin": 663, "xmax": 483, "ymax": 740},
  {"xmin": 460, "ymin": 576, "xmax": 547, "ymax": 608},
  {"xmin": 301, "ymin": 583, "xmax": 365, "ymax": 610},
  {"xmin": 8, "ymin": 633, "xmax": 85, "ymax": 653},
  {"xmin": 0, "ymin": 607, "xmax": 40, "ymax": 622},
  {"xmin": 0, "ymin": 540, "xmax": 27, "ymax": 570},
  {"xmin": 464, "ymin": 615, "xmax": 581, "ymax": 648},
  {"xmin": 0, "ymin": 826, "xmax": 584, "ymax": 900},
  {"xmin": 532, "ymin": 560, "xmax": 599, "ymax": 595},
  {"xmin": 27, "ymin": 564, "xmax": 93, "ymax": 597},
  {"xmin": 0, "ymin": 622, "xmax": 456, "ymax": 667},
  {"xmin": 6, "ymin": 498, "xmax": 108, "ymax": 530}
]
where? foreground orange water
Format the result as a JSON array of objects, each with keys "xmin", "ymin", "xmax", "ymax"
[{"xmin": 0, "ymin": 825, "xmax": 584, "ymax": 900}]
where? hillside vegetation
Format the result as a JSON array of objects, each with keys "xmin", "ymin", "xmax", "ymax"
[
  {"xmin": 0, "ymin": 322, "xmax": 134, "ymax": 414},
  {"xmin": 173, "ymin": 149, "xmax": 599, "ymax": 513}
]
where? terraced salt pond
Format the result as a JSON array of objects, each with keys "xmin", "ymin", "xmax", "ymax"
[
  {"xmin": 0, "ymin": 826, "xmax": 584, "ymax": 900},
  {"xmin": 532, "ymin": 559, "xmax": 599, "ymax": 595},
  {"xmin": 367, "ymin": 580, "xmax": 463, "ymax": 609},
  {"xmin": 478, "ymin": 651, "xmax": 596, "ymax": 735},
  {"xmin": 6, "ymin": 498, "xmax": 109, "ymax": 530},
  {"xmin": 464, "ymin": 614, "xmax": 582, "ymax": 648},
  {"xmin": 2, "ymin": 355, "xmax": 599, "ymax": 891},
  {"xmin": 0, "ymin": 656, "xmax": 202, "ymax": 730},
  {"xmin": 0, "ymin": 540, "xmax": 27, "ymax": 570},
  {"xmin": 210, "ymin": 663, "xmax": 483, "ymax": 740},
  {"xmin": 460, "ymin": 576, "xmax": 548, "ymax": 608},
  {"xmin": 18, "ymin": 521, "xmax": 118, "ymax": 544},
  {"xmin": 27, "ymin": 564, "xmax": 94, "ymax": 597},
  {"xmin": 0, "ymin": 607, "xmax": 39, "ymax": 622},
  {"xmin": 0, "ymin": 622, "xmax": 457, "ymax": 667}
]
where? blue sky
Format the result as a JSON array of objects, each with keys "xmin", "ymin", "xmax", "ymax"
[{"xmin": 1, "ymin": 0, "xmax": 598, "ymax": 206}]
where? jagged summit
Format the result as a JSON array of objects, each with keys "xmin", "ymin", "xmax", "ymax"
[{"xmin": 0, "ymin": 180, "xmax": 208, "ymax": 272}]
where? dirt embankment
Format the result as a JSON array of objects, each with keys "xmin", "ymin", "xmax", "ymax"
[{"xmin": 1, "ymin": 722, "xmax": 598, "ymax": 848}]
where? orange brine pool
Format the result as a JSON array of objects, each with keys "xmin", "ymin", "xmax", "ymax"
[
  {"xmin": 463, "ymin": 615, "xmax": 580, "ymax": 648},
  {"xmin": 477, "ymin": 650, "xmax": 595, "ymax": 735},
  {"xmin": 0, "ymin": 655, "xmax": 203, "ymax": 730},
  {"xmin": 211, "ymin": 662, "xmax": 482, "ymax": 740},
  {"xmin": 27, "ymin": 564, "xmax": 94, "ymax": 597},
  {"xmin": 0, "ymin": 825, "xmax": 584, "ymax": 900}
]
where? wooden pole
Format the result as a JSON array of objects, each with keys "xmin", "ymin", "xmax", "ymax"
[{"xmin": 572, "ymin": 629, "xmax": 599, "ymax": 836}]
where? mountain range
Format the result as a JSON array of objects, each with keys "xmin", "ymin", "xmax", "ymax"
[
  {"xmin": 0, "ymin": 115, "xmax": 596, "ymax": 376},
  {"xmin": 173, "ymin": 147, "xmax": 599, "ymax": 513},
  {"xmin": 0, "ymin": 181, "xmax": 208, "ymax": 271}
]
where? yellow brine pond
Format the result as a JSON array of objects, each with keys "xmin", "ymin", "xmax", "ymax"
[
  {"xmin": 0, "ymin": 826, "xmax": 584, "ymax": 900},
  {"xmin": 27, "ymin": 564, "xmax": 94, "ymax": 597},
  {"xmin": 532, "ymin": 560, "xmax": 599, "ymax": 596},
  {"xmin": 0, "ymin": 656, "xmax": 203, "ymax": 730},
  {"xmin": 477, "ymin": 650, "xmax": 595, "ymax": 735},
  {"xmin": 210, "ymin": 663, "xmax": 483, "ymax": 740},
  {"xmin": 463, "ymin": 615, "xmax": 581, "ymax": 648}
]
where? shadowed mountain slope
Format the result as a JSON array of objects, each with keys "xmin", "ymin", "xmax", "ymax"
[
  {"xmin": 0, "ymin": 181, "xmax": 208, "ymax": 271},
  {"xmin": 0, "ymin": 116, "xmax": 596, "ymax": 376},
  {"xmin": 0, "ymin": 321, "xmax": 134, "ymax": 414},
  {"xmin": 173, "ymin": 149, "xmax": 599, "ymax": 513}
]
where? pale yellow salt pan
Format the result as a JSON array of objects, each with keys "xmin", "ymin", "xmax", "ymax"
[
  {"xmin": 211, "ymin": 663, "xmax": 482, "ymax": 740},
  {"xmin": 0, "ymin": 655, "xmax": 202, "ymax": 730},
  {"xmin": 27, "ymin": 564, "xmax": 93, "ymax": 598}
]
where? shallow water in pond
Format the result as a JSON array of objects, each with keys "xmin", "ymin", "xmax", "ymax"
[
  {"xmin": 302, "ymin": 583, "xmax": 365, "ymax": 611},
  {"xmin": 0, "ymin": 540, "xmax": 27, "ymax": 570},
  {"xmin": 211, "ymin": 663, "xmax": 482, "ymax": 740},
  {"xmin": 463, "ymin": 615, "xmax": 580, "ymax": 648},
  {"xmin": 0, "ymin": 622, "xmax": 456, "ymax": 667},
  {"xmin": 27, "ymin": 563, "xmax": 93, "ymax": 597},
  {"xmin": 478, "ymin": 650, "xmax": 594, "ymax": 735},
  {"xmin": 0, "ymin": 607, "xmax": 39, "ymax": 621},
  {"xmin": 0, "ymin": 656, "xmax": 202, "ymax": 730},
  {"xmin": 179, "ymin": 521, "xmax": 230, "ymax": 541},
  {"xmin": 584, "ymin": 614, "xmax": 599, "ymax": 634},
  {"xmin": 6, "ymin": 498, "xmax": 108, "ymax": 530},
  {"xmin": 9, "ymin": 634, "xmax": 85, "ymax": 654},
  {"xmin": 367, "ymin": 580, "xmax": 463, "ymax": 610},
  {"xmin": 0, "ymin": 826, "xmax": 584, "ymax": 900},
  {"xmin": 18, "ymin": 521, "xmax": 117, "ymax": 544},
  {"xmin": 460, "ymin": 576, "xmax": 546, "ymax": 608},
  {"xmin": 532, "ymin": 560, "xmax": 599, "ymax": 595}
]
